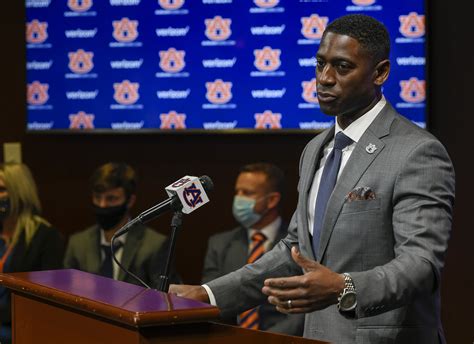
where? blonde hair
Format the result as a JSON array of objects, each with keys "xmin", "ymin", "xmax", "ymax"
[{"xmin": 0, "ymin": 163, "xmax": 50, "ymax": 246}]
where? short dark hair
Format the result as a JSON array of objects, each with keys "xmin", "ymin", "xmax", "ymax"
[
  {"xmin": 239, "ymin": 162, "xmax": 285, "ymax": 196},
  {"xmin": 324, "ymin": 14, "xmax": 390, "ymax": 64},
  {"xmin": 91, "ymin": 162, "xmax": 137, "ymax": 198}
]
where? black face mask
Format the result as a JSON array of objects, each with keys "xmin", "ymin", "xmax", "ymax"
[
  {"xmin": 93, "ymin": 202, "xmax": 128, "ymax": 230},
  {"xmin": 0, "ymin": 198, "xmax": 10, "ymax": 222}
]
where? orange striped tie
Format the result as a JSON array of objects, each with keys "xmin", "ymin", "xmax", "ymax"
[{"xmin": 239, "ymin": 232, "xmax": 267, "ymax": 330}]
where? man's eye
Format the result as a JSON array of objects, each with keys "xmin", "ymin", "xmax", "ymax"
[{"xmin": 316, "ymin": 60, "xmax": 325, "ymax": 68}]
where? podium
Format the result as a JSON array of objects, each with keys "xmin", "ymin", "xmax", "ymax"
[{"xmin": 0, "ymin": 269, "xmax": 327, "ymax": 343}]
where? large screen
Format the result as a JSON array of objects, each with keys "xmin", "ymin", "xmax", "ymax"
[{"xmin": 25, "ymin": 0, "xmax": 426, "ymax": 132}]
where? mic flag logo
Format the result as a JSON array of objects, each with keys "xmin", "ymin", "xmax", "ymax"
[
  {"xmin": 352, "ymin": 0, "xmax": 376, "ymax": 5},
  {"xmin": 302, "ymin": 78, "xmax": 318, "ymax": 104},
  {"xmin": 69, "ymin": 111, "xmax": 95, "ymax": 129},
  {"xmin": 113, "ymin": 80, "xmax": 140, "ymax": 105},
  {"xmin": 113, "ymin": 18, "xmax": 139, "ymax": 42},
  {"xmin": 399, "ymin": 12, "xmax": 425, "ymax": 38},
  {"xmin": 26, "ymin": 20, "xmax": 48, "ymax": 44},
  {"xmin": 68, "ymin": 49, "xmax": 94, "ymax": 74},
  {"xmin": 301, "ymin": 14, "xmax": 328, "ymax": 40},
  {"xmin": 68, "ymin": 0, "xmax": 93, "ymax": 12},
  {"xmin": 206, "ymin": 79, "xmax": 233, "ymax": 104},
  {"xmin": 205, "ymin": 16, "xmax": 232, "ymax": 41},
  {"xmin": 183, "ymin": 183, "xmax": 203, "ymax": 208},
  {"xmin": 159, "ymin": 48, "xmax": 185, "ymax": 73},
  {"xmin": 27, "ymin": 81, "xmax": 49, "ymax": 105},
  {"xmin": 160, "ymin": 111, "xmax": 187, "ymax": 129},
  {"xmin": 254, "ymin": 0, "xmax": 279, "ymax": 8},
  {"xmin": 254, "ymin": 46, "xmax": 281, "ymax": 72},
  {"xmin": 159, "ymin": 0, "xmax": 185, "ymax": 10},
  {"xmin": 255, "ymin": 110, "xmax": 282, "ymax": 129},
  {"xmin": 400, "ymin": 77, "xmax": 425, "ymax": 103}
]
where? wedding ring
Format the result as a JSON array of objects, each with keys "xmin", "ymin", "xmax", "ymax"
[{"xmin": 287, "ymin": 299, "xmax": 292, "ymax": 309}]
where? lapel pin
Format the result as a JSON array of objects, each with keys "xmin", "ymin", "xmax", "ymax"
[{"xmin": 365, "ymin": 143, "xmax": 377, "ymax": 154}]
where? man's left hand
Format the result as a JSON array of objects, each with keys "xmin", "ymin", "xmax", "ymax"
[{"xmin": 262, "ymin": 246, "xmax": 345, "ymax": 314}]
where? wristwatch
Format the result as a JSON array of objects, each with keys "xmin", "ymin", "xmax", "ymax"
[{"xmin": 337, "ymin": 273, "xmax": 357, "ymax": 312}]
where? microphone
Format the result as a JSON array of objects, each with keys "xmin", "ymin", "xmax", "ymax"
[
  {"xmin": 115, "ymin": 175, "xmax": 213, "ymax": 237},
  {"xmin": 110, "ymin": 175, "xmax": 214, "ymax": 290}
]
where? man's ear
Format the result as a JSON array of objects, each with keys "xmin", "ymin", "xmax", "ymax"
[
  {"xmin": 127, "ymin": 194, "xmax": 137, "ymax": 209},
  {"xmin": 267, "ymin": 192, "xmax": 281, "ymax": 210},
  {"xmin": 374, "ymin": 59, "xmax": 390, "ymax": 86}
]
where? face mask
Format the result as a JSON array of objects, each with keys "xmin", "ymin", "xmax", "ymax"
[
  {"xmin": 232, "ymin": 195, "xmax": 268, "ymax": 228},
  {"xmin": 0, "ymin": 198, "xmax": 10, "ymax": 222},
  {"xmin": 93, "ymin": 202, "xmax": 128, "ymax": 230}
]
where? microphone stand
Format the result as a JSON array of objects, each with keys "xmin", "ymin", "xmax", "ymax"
[{"xmin": 157, "ymin": 210, "xmax": 183, "ymax": 292}]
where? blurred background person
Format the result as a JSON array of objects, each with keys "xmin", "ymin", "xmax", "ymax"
[
  {"xmin": 63, "ymin": 162, "xmax": 180, "ymax": 287},
  {"xmin": 201, "ymin": 162, "xmax": 304, "ymax": 336},
  {"xmin": 0, "ymin": 163, "xmax": 64, "ymax": 344}
]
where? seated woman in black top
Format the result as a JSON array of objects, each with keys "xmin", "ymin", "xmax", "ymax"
[{"xmin": 0, "ymin": 163, "xmax": 63, "ymax": 344}]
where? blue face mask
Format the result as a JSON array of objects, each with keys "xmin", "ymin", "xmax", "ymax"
[{"xmin": 232, "ymin": 195, "xmax": 268, "ymax": 228}]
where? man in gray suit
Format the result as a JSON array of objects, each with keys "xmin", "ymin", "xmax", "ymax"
[
  {"xmin": 171, "ymin": 14, "xmax": 455, "ymax": 344},
  {"xmin": 202, "ymin": 163, "xmax": 304, "ymax": 336},
  {"xmin": 64, "ymin": 162, "xmax": 179, "ymax": 287}
]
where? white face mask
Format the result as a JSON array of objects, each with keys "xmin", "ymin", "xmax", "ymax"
[{"xmin": 232, "ymin": 194, "xmax": 269, "ymax": 228}]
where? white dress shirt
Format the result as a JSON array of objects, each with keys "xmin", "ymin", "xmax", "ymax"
[{"xmin": 307, "ymin": 96, "xmax": 386, "ymax": 234}]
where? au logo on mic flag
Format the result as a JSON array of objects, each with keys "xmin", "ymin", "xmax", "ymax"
[{"xmin": 165, "ymin": 176, "xmax": 210, "ymax": 214}]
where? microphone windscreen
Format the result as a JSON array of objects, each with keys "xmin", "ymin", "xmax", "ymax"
[{"xmin": 199, "ymin": 175, "xmax": 214, "ymax": 193}]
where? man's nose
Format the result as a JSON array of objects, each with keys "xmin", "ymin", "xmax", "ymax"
[{"xmin": 317, "ymin": 65, "xmax": 336, "ymax": 86}]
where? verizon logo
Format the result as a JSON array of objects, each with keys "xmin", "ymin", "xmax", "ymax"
[{"xmin": 202, "ymin": 58, "xmax": 237, "ymax": 68}]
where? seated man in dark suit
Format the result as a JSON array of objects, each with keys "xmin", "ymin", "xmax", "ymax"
[
  {"xmin": 202, "ymin": 162, "xmax": 304, "ymax": 336},
  {"xmin": 64, "ymin": 162, "xmax": 179, "ymax": 287}
]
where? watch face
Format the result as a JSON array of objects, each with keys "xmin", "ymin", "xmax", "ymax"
[{"xmin": 340, "ymin": 292, "xmax": 357, "ymax": 310}]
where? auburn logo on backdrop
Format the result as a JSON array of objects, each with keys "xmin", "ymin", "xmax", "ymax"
[
  {"xmin": 112, "ymin": 18, "xmax": 139, "ymax": 42},
  {"xmin": 160, "ymin": 111, "xmax": 186, "ymax": 129},
  {"xmin": 27, "ymin": 81, "xmax": 49, "ymax": 105},
  {"xmin": 399, "ymin": 12, "xmax": 425, "ymax": 38},
  {"xmin": 254, "ymin": 110, "xmax": 282, "ymax": 129},
  {"xmin": 68, "ymin": 0, "xmax": 93, "ymax": 12},
  {"xmin": 159, "ymin": 0, "xmax": 185, "ymax": 10},
  {"xmin": 352, "ymin": 0, "xmax": 376, "ymax": 5},
  {"xmin": 400, "ymin": 77, "xmax": 425, "ymax": 103},
  {"xmin": 159, "ymin": 48, "xmax": 185, "ymax": 73},
  {"xmin": 69, "ymin": 111, "xmax": 95, "ymax": 129},
  {"xmin": 205, "ymin": 16, "xmax": 232, "ymax": 41},
  {"xmin": 254, "ymin": 0, "xmax": 279, "ymax": 8},
  {"xmin": 205, "ymin": 79, "xmax": 232, "ymax": 104},
  {"xmin": 254, "ymin": 46, "xmax": 281, "ymax": 72},
  {"xmin": 26, "ymin": 20, "xmax": 48, "ymax": 44},
  {"xmin": 113, "ymin": 80, "xmax": 140, "ymax": 105},
  {"xmin": 301, "ymin": 14, "xmax": 328, "ymax": 40},
  {"xmin": 301, "ymin": 78, "xmax": 319, "ymax": 104},
  {"xmin": 68, "ymin": 49, "xmax": 94, "ymax": 74}
]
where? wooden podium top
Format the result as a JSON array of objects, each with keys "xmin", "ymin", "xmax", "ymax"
[{"xmin": 0, "ymin": 269, "xmax": 220, "ymax": 327}]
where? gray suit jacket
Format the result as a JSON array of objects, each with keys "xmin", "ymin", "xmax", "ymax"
[
  {"xmin": 202, "ymin": 221, "xmax": 304, "ymax": 336},
  {"xmin": 63, "ymin": 223, "xmax": 180, "ymax": 287},
  {"xmin": 207, "ymin": 103, "xmax": 455, "ymax": 344}
]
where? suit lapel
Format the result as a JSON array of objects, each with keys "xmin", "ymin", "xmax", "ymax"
[
  {"xmin": 118, "ymin": 224, "xmax": 144, "ymax": 281},
  {"xmin": 88, "ymin": 227, "xmax": 102, "ymax": 273},
  {"xmin": 317, "ymin": 104, "xmax": 395, "ymax": 261},
  {"xmin": 299, "ymin": 128, "xmax": 334, "ymax": 260}
]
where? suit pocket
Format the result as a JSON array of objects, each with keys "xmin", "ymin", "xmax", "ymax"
[{"xmin": 341, "ymin": 198, "xmax": 381, "ymax": 214}]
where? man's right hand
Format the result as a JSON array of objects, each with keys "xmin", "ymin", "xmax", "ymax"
[{"xmin": 168, "ymin": 284, "xmax": 210, "ymax": 303}]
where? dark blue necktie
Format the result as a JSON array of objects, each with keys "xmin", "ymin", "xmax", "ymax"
[
  {"xmin": 312, "ymin": 132, "xmax": 353, "ymax": 258},
  {"xmin": 99, "ymin": 242, "xmax": 123, "ymax": 278}
]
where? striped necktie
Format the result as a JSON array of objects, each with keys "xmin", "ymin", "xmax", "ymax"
[{"xmin": 239, "ymin": 232, "xmax": 267, "ymax": 330}]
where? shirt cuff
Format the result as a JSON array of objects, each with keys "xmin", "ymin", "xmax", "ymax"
[{"xmin": 202, "ymin": 284, "xmax": 217, "ymax": 306}]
